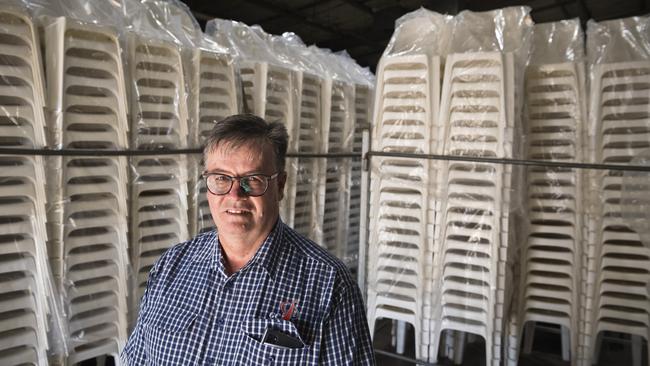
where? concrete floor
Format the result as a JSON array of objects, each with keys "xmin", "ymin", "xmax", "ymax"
[{"xmin": 373, "ymin": 319, "xmax": 642, "ymax": 366}]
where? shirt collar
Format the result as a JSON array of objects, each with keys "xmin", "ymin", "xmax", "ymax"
[{"xmin": 192, "ymin": 219, "xmax": 286, "ymax": 281}]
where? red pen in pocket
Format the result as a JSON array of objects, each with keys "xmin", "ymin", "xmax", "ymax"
[{"xmin": 279, "ymin": 300, "xmax": 297, "ymax": 321}]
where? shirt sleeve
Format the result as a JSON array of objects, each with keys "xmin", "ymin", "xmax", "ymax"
[
  {"xmin": 120, "ymin": 265, "xmax": 156, "ymax": 365},
  {"xmin": 319, "ymin": 278, "xmax": 376, "ymax": 365}
]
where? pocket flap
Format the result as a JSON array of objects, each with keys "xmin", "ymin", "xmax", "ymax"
[{"xmin": 149, "ymin": 305, "xmax": 198, "ymax": 332}]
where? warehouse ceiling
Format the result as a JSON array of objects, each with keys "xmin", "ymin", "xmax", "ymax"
[{"xmin": 180, "ymin": 0, "xmax": 650, "ymax": 70}]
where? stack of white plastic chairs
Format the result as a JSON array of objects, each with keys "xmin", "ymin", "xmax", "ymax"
[
  {"xmin": 346, "ymin": 84, "xmax": 372, "ymax": 274},
  {"xmin": 44, "ymin": 16, "xmax": 130, "ymax": 364},
  {"xmin": 188, "ymin": 47, "xmax": 237, "ymax": 236},
  {"xmin": 367, "ymin": 51, "xmax": 440, "ymax": 361},
  {"xmin": 429, "ymin": 51, "xmax": 515, "ymax": 366},
  {"xmin": 127, "ymin": 33, "xmax": 190, "ymax": 321},
  {"xmin": 0, "ymin": 7, "xmax": 51, "ymax": 365},
  {"xmin": 320, "ymin": 79, "xmax": 355, "ymax": 259},
  {"xmin": 515, "ymin": 60, "xmax": 586, "ymax": 364},
  {"xmin": 238, "ymin": 60, "xmax": 299, "ymax": 224},
  {"xmin": 289, "ymin": 71, "xmax": 323, "ymax": 241},
  {"xmin": 581, "ymin": 59, "xmax": 650, "ymax": 366}
]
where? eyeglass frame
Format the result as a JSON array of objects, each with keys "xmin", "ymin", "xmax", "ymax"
[{"xmin": 202, "ymin": 172, "xmax": 280, "ymax": 197}]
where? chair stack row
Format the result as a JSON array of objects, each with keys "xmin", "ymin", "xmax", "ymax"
[
  {"xmin": 580, "ymin": 60, "xmax": 650, "ymax": 366},
  {"xmin": 290, "ymin": 71, "xmax": 324, "ymax": 242},
  {"xmin": 430, "ymin": 51, "xmax": 516, "ymax": 366},
  {"xmin": 238, "ymin": 61, "xmax": 299, "ymax": 224},
  {"xmin": 512, "ymin": 61, "xmax": 587, "ymax": 365},
  {"xmin": 44, "ymin": 17, "xmax": 130, "ymax": 364},
  {"xmin": 126, "ymin": 33, "xmax": 190, "ymax": 325},
  {"xmin": 345, "ymin": 84, "xmax": 373, "ymax": 276},
  {"xmin": 319, "ymin": 80, "xmax": 356, "ymax": 258},
  {"xmin": 0, "ymin": 7, "xmax": 51, "ymax": 366},
  {"xmin": 237, "ymin": 59, "xmax": 365, "ymax": 267},
  {"xmin": 188, "ymin": 48, "xmax": 238, "ymax": 237},
  {"xmin": 367, "ymin": 53, "xmax": 441, "ymax": 361}
]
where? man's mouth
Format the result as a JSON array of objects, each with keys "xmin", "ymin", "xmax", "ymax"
[{"xmin": 226, "ymin": 209, "xmax": 250, "ymax": 214}]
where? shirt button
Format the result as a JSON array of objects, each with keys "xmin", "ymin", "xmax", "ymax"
[
  {"xmin": 216, "ymin": 318, "xmax": 224, "ymax": 327},
  {"xmin": 266, "ymin": 355, "xmax": 274, "ymax": 364},
  {"xmin": 206, "ymin": 357, "xmax": 215, "ymax": 364}
]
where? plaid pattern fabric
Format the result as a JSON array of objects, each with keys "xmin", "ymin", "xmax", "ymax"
[{"xmin": 121, "ymin": 220, "xmax": 375, "ymax": 365}]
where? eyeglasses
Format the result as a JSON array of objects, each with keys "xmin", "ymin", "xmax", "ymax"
[{"xmin": 203, "ymin": 172, "xmax": 279, "ymax": 196}]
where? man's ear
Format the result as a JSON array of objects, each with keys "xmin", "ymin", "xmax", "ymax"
[{"xmin": 277, "ymin": 171, "xmax": 287, "ymax": 201}]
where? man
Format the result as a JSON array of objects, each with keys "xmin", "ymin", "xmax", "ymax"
[{"xmin": 121, "ymin": 114, "xmax": 375, "ymax": 365}]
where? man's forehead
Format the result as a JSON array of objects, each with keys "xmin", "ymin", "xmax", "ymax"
[{"xmin": 212, "ymin": 140, "xmax": 269, "ymax": 156}]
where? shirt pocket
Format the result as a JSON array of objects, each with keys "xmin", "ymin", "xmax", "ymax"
[
  {"xmin": 145, "ymin": 305, "xmax": 200, "ymax": 364},
  {"xmin": 236, "ymin": 318, "xmax": 314, "ymax": 365}
]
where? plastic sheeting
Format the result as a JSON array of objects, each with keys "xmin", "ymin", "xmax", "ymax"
[
  {"xmin": 583, "ymin": 14, "xmax": 650, "ymax": 366},
  {"xmin": 38, "ymin": 2, "xmax": 132, "ymax": 363},
  {"xmin": 515, "ymin": 18, "xmax": 587, "ymax": 366},
  {"xmin": 0, "ymin": 1, "xmax": 373, "ymax": 363},
  {"xmin": 365, "ymin": 8, "xmax": 650, "ymax": 366},
  {"xmin": 621, "ymin": 150, "xmax": 650, "ymax": 248},
  {"xmin": 0, "ymin": 2, "xmax": 66, "ymax": 364}
]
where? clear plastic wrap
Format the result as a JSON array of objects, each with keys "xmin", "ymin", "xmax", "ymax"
[
  {"xmin": 367, "ymin": 8, "xmax": 447, "ymax": 362},
  {"xmin": 262, "ymin": 33, "xmax": 324, "ymax": 244},
  {"xmin": 0, "ymin": 4, "xmax": 69, "ymax": 363},
  {"xmin": 332, "ymin": 50, "xmax": 375, "ymax": 276},
  {"xmin": 583, "ymin": 15, "xmax": 650, "ymax": 366},
  {"xmin": 188, "ymin": 36, "xmax": 238, "ymax": 237},
  {"xmin": 121, "ymin": 0, "xmax": 194, "ymax": 339},
  {"xmin": 514, "ymin": 18, "xmax": 587, "ymax": 365},
  {"xmin": 586, "ymin": 14, "xmax": 650, "ymax": 65},
  {"xmin": 621, "ymin": 150, "xmax": 650, "ymax": 247},
  {"xmin": 382, "ymin": 7, "xmax": 453, "ymax": 58},
  {"xmin": 205, "ymin": 18, "xmax": 280, "ymax": 68},
  {"xmin": 334, "ymin": 50, "xmax": 376, "ymax": 87},
  {"xmin": 531, "ymin": 19, "xmax": 585, "ymax": 65},
  {"xmin": 122, "ymin": 0, "xmax": 200, "ymax": 48},
  {"xmin": 40, "ymin": 9, "xmax": 131, "ymax": 363},
  {"xmin": 366, "ymin": 6, "xmax": 533, "ymax": 365},
  {"xmin": 301, "ymin": 47, "xmax": 358, "ymax": 272}
]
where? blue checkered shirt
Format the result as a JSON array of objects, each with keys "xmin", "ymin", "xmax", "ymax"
[{"xmin": 121, "ymin": 220, "xmax": 375, "ymax": 365}]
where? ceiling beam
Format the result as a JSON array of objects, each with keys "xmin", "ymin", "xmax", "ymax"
[
  {"xmin": 256, "ymin": 0, "xmax": 374, "ymax": 24},
  {"xmin": 336, "ymin": 0, "xmax": 375, "ymax": 15},
  {"xmin": 554, "ymin": 0, "xmax": 571, "ymax": 18},
  {"xmin": 254, "ymin": 0, "xmax": 324, "ymax": 23},
  {"xmin": 240, "ymin": 0, "xmax": 385, "ymax": 47},
  {"xmin": 530, "ymin": 0, "xmax": 575, "ymax": 14}
]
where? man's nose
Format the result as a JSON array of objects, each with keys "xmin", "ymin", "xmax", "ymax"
[{"xmin": 228, "ymin": 178, "xmax": 247, "ymax": 197}]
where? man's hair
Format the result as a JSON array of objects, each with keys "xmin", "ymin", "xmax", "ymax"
[{"xmin": 202, "ymin": 114, "xmax": 289, "ymax": 172}]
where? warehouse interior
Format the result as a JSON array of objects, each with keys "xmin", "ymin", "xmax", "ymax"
[
  {"xmin": 181, "ymin": 0, "xmax": 650, "ymax": 69},
  {"xmin": 0, "ymin": 0, "xmax": 649, "ymax": 365}
]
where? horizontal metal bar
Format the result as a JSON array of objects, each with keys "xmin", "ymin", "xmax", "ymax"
[
  {"xmin": 0, "ymin": 147, "xmax": 365, "ymax": 159},
  {"xmin": 0, "ymin": 147, "xmax": 204, "ymax": 156},
  {"xmin": 366, "ymin": 151, "xmax": 650, "ymax": 172},
  {"xmin": 374, "ymin": 349, "xmax": 440, "ymax": 365},
  {"xmin": 286, "ymin": 152, "xmax": 362, "ymax": 158}
]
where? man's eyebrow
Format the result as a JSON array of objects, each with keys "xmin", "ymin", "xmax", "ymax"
[{"xmin": 203, "ymin": 169, "xmax": 265, "ymax": 175}]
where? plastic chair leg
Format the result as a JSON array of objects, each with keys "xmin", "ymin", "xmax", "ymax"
[
  {"xmin": 396, "ymin": 320, "xmax": 407, "ymax": 354},
  {"xmin": 632, "ymin": 335, "xmax": 642, "ymax": 366},
  {"xmin": 453, "ymin": 331, "xmax": 466, "ymax": 365},
  {"xmin": 523, "ymin": 322, "xmax": 535, "ymax": 354},
  {"xmin": 561, "ymin": 325, "xmax": 571, "ymax": 361}
]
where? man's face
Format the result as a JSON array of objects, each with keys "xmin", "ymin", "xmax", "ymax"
[{"xmin": 204, "ymin": 142, "xmax": 286, "ymax": 244}]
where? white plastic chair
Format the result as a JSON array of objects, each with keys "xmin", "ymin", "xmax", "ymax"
[
  {"xmin": 367, "ymin": 53, "xmax": 441, "ymax": 361},
  {"xmin": 430, "ymin": 52, "xmax": 514, "ymax": 366},
  {"xmin": 582, "ymin": 61, "xmax": 650, "ymax": 366}
]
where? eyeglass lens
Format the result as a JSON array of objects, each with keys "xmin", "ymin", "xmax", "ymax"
[{"xmin": 207, "ymin": 175, "xmax": 267, "ymax": 196}]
